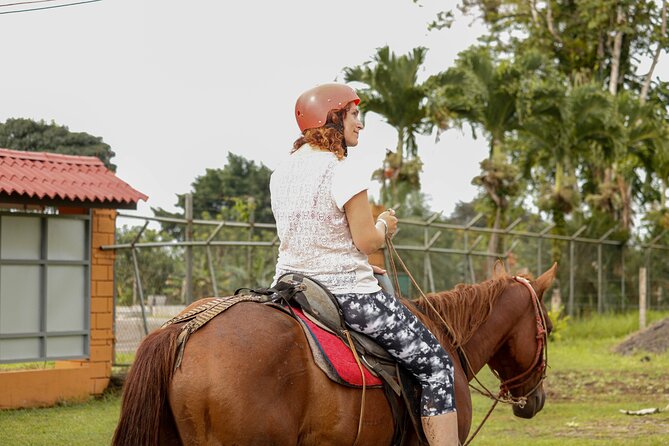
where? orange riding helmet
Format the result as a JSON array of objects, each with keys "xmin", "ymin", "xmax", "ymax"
[{"xmin": 295, "ymin": 83, "xmax": 360, "ymax": 132}]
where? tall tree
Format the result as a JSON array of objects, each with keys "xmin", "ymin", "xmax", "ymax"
[
  {"xmin": 428, "ymin": 0, "xmax": 669, "ymax": 235},
  {"xmin": 518, "ymin": 81, "xmax": 621, "ymax": 258},
  {"xmin": 0, "ymin": 118, "xmax": 116, "ymax": 170},
  {"xmin": 343, "ymin": 46, "xmax": 430, "ymax": 210},
  {"xmin": 152, "ymin": 152, "xmax": 276, "ymax": 293},
  {"xmin": 153, "ymin": 152, "xmax": 274, "ymax": 229},
  {"xmin": 424, "ymin": 47, "xmax": 545, "ymax": 267}
]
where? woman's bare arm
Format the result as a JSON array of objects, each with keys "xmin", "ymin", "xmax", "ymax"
[{"xmin": 344, "ymin": 190, "xmax": 397, "ymax": 255}]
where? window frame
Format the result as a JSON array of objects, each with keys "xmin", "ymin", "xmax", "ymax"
[{"xmin": 0, "ymin": 210, "xmax": 91, "ymax": 363}]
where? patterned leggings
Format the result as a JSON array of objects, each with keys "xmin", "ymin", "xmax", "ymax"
[{"xmin": 333, "ymin": 290, "xmax": 456, "ymax": 416}]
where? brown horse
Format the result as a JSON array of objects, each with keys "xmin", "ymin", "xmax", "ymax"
[{"xmin": 113, "ymin": 263, "xmax": 556, "ymax": 445}]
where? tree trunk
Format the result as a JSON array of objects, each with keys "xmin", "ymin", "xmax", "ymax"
[
  {"xmin": 608, "ymin": 7, "xmax": 626, "ymax": 95},
  {"xmin": 617, "ymin": 174, "xmax": 633, "ymax": 232},
  {"xmin": 487, "ymin": 206, "xmax": 502, "ymax": 275},
  {"xmin": 529, "ymin": 0, "xmax": 539, "ymax": 25},
  {"xmin": 544, "ymin": 0, "xmax": 562, "ymax": 43},
  {"xmin": 486, "ymin": 137, "xmax": 505, "ymax": 274},
  {"xmin": 550, "ymin": 162, "xmax": 567, "ymax": 264},
  {"xmin": 640, "ymin": 0, "xmax": 666, "ymax": 104},
  {"xmin": 390, "ymin": 127, "xmax": 405, "ymax": 206},
  {"xmin": 551, "ymin": 208, "xmax": 566, "ymax": 264}
]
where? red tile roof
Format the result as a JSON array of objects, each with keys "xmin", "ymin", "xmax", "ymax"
[{"xmin": 0, "ymin": 148, "xmax": 148, "ymax": 209}]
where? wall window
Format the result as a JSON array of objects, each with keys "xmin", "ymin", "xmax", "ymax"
[{"xmin": 0, "ymin": 213, "xmax": 90, "ymax": 363}]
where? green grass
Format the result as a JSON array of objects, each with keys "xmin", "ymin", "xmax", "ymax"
[
  {"xmin": 0, "ymin": 361, "xmax": 54, "ymax": 371},
  {"xmin": 561, "ymin": 310, "xmax": 669, "ymax": 340},
  {"xmin": 1, "ymin": 312, "xmax": 668, "ymax": 445},
  {"xmin": 468, "ymin": 311, "xmax": 669, "ymax": 445},
  {"xmin": 113, "ymin": 352, "xmax": 135, "ymax": 367},
  {"xmin": 0, "ymin": 390, "xmax": 120, "ymax": 445},
  {"xmin": 472, "ymin": 397, "xmax": 669, "ymax": 445}
]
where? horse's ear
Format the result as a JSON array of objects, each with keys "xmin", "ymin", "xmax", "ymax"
[
  {"xmin": 533, "ymin": 262, "xmax": 558, "ymax": 295},
  {"xmin": 492, "ymin": 260, "xmax": 507, "ymax": 279}
]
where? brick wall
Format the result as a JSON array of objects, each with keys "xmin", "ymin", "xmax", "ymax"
[{"xmin": 86, "ymin": 208, "xmax": 116, "ymax": 394}]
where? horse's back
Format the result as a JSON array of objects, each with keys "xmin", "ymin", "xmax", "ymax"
[{"xmin": 168, "ymin": 301, "xmax": 395, "ymax": 445}]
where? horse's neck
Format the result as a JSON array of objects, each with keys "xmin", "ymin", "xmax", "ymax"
[
  {"xmin": 410, "ymin": 299, "xmax": 505, "ymax": 378},
  {"xmin": 459, "ymin": 321, "xmax": 507, "ymax": 378},
  {"xmin": 422, "ymin": 292, "xmax": 515, "ymax": 379}
]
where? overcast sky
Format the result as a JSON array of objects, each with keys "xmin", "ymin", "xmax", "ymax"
[{"xmin": 2, "ymin": 1, "xmax": 504, "ymax": 221}]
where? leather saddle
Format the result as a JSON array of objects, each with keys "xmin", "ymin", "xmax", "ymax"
[{"xmin": 235, "ymin": 273, "xmax": 426, "ymax": 446}]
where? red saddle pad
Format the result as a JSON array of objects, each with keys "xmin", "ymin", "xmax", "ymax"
[{"xmin": 292, "ymin": 307, "xmax": 383, "ymax": 387}]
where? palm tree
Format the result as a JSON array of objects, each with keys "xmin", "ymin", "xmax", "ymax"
[
  {"xmin": 343, "ymin": 46, "xmax": 429, "ymax": 209},
  {"xmin": 517, "ymin": 82, "xmax": 617, "ymax": 259},
  {"xmin": 424, "ymin": 46, "xmax": 530, "ymax": 271},
  {"xmin": 585, "ymin": 92, "xmax": 669, "ymax": 232}
]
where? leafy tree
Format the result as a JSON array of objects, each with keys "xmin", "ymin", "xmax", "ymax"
[
  {"xmin": 424, "ymin": 46, "xmax": 543, "ymax": 268},
  {"xmin": 437, "ymin": 0, "xmax": 667, "ymax": 94},
  {"xmin": 583, "ymin": 92, "xmax": 669, "ymax": 230},
  {"xmin": 150, "ymin": 152, "xmax": 276, "ymax": 296},
  {"xmin": 153, "ymin": 152, "xmax": 274, "ymax": 238},
  {"xmin": 419, "ymin": 0, "xmax": 669, "ymax": 252},
  {"xmin": 181, "ymin": 153, "xmax": 274, "ymax": 223},
  {"xmin": 0, "ymin": 118, "xmax": 116, "ymax": 170},
  {"xmin": 343, "ymin": 46, "xmax": 430, "ymax": 211}
]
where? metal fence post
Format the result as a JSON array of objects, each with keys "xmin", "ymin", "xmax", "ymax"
[
  {"xmin": 568, "ymin": 226, "xmax": 587, "ymax": 317},
  {"xmin": 597, "ymin": 227, "xmax": 616, "ymax": 313},
  {"xmin": 621, "ymin": 244, "xmax": 626, "ymax": 311},
  {"xmin": 424, "ymin": 213, "xmax": 440, "ymax": 293},
  {"xmin": 131, "ymin": 220, "xmax": 149, "ymax": 335},
  {"xmin": 639, "ymin": 267, "xmax": 647, "ymax": 329},
  {"xmin": 206, "ymin": 222, "xmax": 226, "ymax": 297},
  {"xmin": 247, "ymin": 197, "xmax": 256, "ymax": 286},
  {"xmin": 185, "ymin": 193, "xmax": 193, "ymax": 304}
]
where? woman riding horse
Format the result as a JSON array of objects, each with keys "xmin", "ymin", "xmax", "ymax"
[
  {"xmin": 112, "ymin": 84, "xmax": 556, "ymax": 446},
  {"xmin": 270, "ymin": 83, "xmax": 458, "ymax": 445}
]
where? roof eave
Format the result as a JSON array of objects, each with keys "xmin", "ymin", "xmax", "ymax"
[{"xmin": 0, "ymin": 192, "xmax": 142, "ymax": 210}]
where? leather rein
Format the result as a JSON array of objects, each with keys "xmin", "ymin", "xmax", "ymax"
[{"xmin": 385, "ymin": 239, "xmax": 549, "ymax": 445}]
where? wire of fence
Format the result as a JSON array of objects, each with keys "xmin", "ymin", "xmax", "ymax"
[{"xmin": 103, "ymin": 211, "xmax": 669, "ymax": 366}]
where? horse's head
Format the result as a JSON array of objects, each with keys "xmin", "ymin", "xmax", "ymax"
[{"xmin": 488, "ymin": 263, "xmax": 557, "ymax": 419}]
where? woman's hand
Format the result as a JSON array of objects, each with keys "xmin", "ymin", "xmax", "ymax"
[
  {"xmin": 371, "ymin": 264, "xmax": 387, "ymax": 275},
  {"xmin": 376, "ymin": 208, "xmax": 398, "ymax": 238},
  {"xmin": 345, "ymin": 192, "xmax": 398, "ymax": 254}
]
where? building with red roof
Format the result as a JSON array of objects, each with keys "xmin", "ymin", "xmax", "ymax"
[
  {"xmin": 0, "ymin": 148, "xmax": 147, "ymax": 208},
  {"xmin": 0, "ymin": 147, "xmax": 147, "ymax": 408}
]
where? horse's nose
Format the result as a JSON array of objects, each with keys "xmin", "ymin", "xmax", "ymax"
[{"xmin": 512, "ymin": 390, "xmax": 546, "ymax": 419}]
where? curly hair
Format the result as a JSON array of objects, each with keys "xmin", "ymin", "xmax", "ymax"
[{"xmin": 292, "ymin": 102, "xmax": 354, "ymax": 160}]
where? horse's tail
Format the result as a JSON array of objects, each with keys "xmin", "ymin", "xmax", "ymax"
[{"xmin": 112, "ymin": 324, "xmax": 182, "ymax": 446}]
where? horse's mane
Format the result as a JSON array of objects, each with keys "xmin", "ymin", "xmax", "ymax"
[{"xmin": 412, "ymin": 273, "xmax": 514, "ymax": 349}]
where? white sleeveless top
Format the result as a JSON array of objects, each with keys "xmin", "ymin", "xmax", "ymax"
[{"xmin": 270, "ymin": 144, "xmax": 381, "ymax": 294}]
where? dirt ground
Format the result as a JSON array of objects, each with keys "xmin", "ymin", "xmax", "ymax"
[
  {"xmin": 614, "ymin": 317, "xmax": 669, "ymax": 355},
  {"xmin": 545, "ymin": 370, "xmax": 669, "ymax": 402}
]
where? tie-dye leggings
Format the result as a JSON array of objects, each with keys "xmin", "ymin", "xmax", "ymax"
[{"xmin": 333, "ymin": 290, "xmax": 456, "ymax": 416}]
